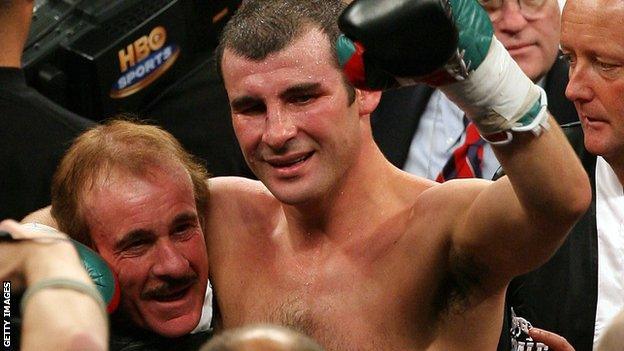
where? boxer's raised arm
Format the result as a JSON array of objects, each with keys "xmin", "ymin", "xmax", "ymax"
[{"xmin": 338, "ymin": 0, "xmax": 591, "ymax": 287}]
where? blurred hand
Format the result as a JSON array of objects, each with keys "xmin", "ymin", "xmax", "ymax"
[
  {"xmin": 0, "ymin": 219, "xmax": 75, "ymax": 289},
  {"xmin": 529, "ymin": 327, "xmax": 575, "ymax": 351}
]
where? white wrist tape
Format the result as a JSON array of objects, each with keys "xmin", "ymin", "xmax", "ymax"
[{"xmin": 440, "ymin": 36, "xmax": 547, "ymax": 138}]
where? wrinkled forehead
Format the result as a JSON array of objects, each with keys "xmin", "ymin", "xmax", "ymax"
[
  {"xmin": 563, "ymin": 0, "xmax": 624, "ymax": 13},
  {"xmin": 562, "ymin": 0, "xmax": 624, "ymax": 29},
  {"xmin": 94, "ymin": 161, "xmax": 174, "ymax": 189},
  {"xmin": 82, "ymin": 162, "xmax": 196, "ymax": 240},
  {"xmin": 81, "ymin": 160, "xmax": 193, "ymax": 217},
  {"xmin": 561, "ymin": 0, "xmax": 624, "ymax": 56}
]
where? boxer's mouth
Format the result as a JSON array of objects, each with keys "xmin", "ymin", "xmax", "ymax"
[{"xmin": 265, "ymin": 152, "xmax": 314, "ymax": 168}]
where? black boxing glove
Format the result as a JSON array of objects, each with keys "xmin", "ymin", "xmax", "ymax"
[
  {"xmin": 337, "ymin": 0, "xmax": 549, "ymax": 144},
  {"xmin": 337, "ymin": 0, "xmax": 458, "ymax": 89}
]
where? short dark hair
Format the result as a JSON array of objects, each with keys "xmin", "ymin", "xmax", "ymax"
[{"xmin": 216, "ymin": 0, "xmax": 355, "ymax": 103}]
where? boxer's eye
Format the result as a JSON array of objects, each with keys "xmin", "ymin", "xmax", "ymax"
[
  {"xmin": 239, "ymin": 103, "xmax": 267, "ymax": 116},
  {"xmin": 288, "ymin": 94, "xmax": 316, "ymax": 105},
  {"xmin": 281, "ymin": 83, "xmax": 322, "ymax": 106},
  {"xmin": 231, "ymin": 97, "xmax": 266, "ymax": 116}
]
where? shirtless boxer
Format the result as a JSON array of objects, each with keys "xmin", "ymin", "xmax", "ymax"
[
  {"xmin": 35, "ymin": 0, "xmax": 589, "ymax": 350},
  {"xmin": 205, "ymin": 0, "xmax": 590, "ymax": 350}
]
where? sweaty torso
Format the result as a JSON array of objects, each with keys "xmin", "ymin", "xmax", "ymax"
[{"xmin": 207, "ymin": 177, "xmax": 505, "ymax": 351}]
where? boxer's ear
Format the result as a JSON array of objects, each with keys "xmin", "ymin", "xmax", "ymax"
[{"xmin": 356, "ymin": 88, "xmax": 381, "ymax": 116}]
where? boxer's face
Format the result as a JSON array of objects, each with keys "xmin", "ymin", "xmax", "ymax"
[
  {"xmin": 84, "ymin": 163, "xmax": 209, "ymax": 337},
  {"xmin": 561, "ymin": 0, "xmax": 624, "ymax": 163},
  {"xmin": 222, "ymin": 28, "xmax": 379, "ymax": 205},
  {"xmin": 483, "ymin": 0, "xmax": 561, "ymax": 82}
]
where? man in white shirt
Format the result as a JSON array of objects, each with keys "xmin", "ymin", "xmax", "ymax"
[{"xmin": 501, "ymin": 0, "xmax": 624, "ymax": 349}]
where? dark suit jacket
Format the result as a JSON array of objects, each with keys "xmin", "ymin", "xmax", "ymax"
[
  {"xmin": 0, "ymin": 67, "xmax": 95, "ymax": 220},
  {"xmin": 371, "ymin": 56, "xmax": 578, "ymax": 169},
  {"xmin": 500, "ymin": 123, "xmax": 598, "ymax": 351}
]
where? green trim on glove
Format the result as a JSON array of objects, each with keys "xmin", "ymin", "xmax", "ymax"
[
  {"xmin": 336, "ymin": 35, "xmax": 356, "ymax": 68},
  {"xmin": 515, "ymin": 100, "xmax": 543, "ymax": 128},
  {"xmin": 449, "ymin": 0, "xmax": 494, "ymax": 71},
  {"xmin": 72, "ymin": 240, "xmax": 118, "ymax": 308}
]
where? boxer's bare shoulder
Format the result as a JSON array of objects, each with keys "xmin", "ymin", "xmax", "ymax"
[
  {"xmin": 399, "ymin": 175, "xmax": 492, "ymax": 244},
  {"xmin": 208, "ymin": 176, "xmax": 279, "ymax": 213},
  {"xmin": 205, "ymin": 176, "xmax": 282, "ymax": 247}
]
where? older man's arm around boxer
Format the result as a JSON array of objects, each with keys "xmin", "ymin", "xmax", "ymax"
[{"xmin": 0, "ymin": 220, "xmax": 108, "ymax": 351}]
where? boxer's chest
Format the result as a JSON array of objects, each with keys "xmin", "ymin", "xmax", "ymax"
[{"xmin": 216, "ymin": 235, "xmax": 448, "ymax": 349}]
